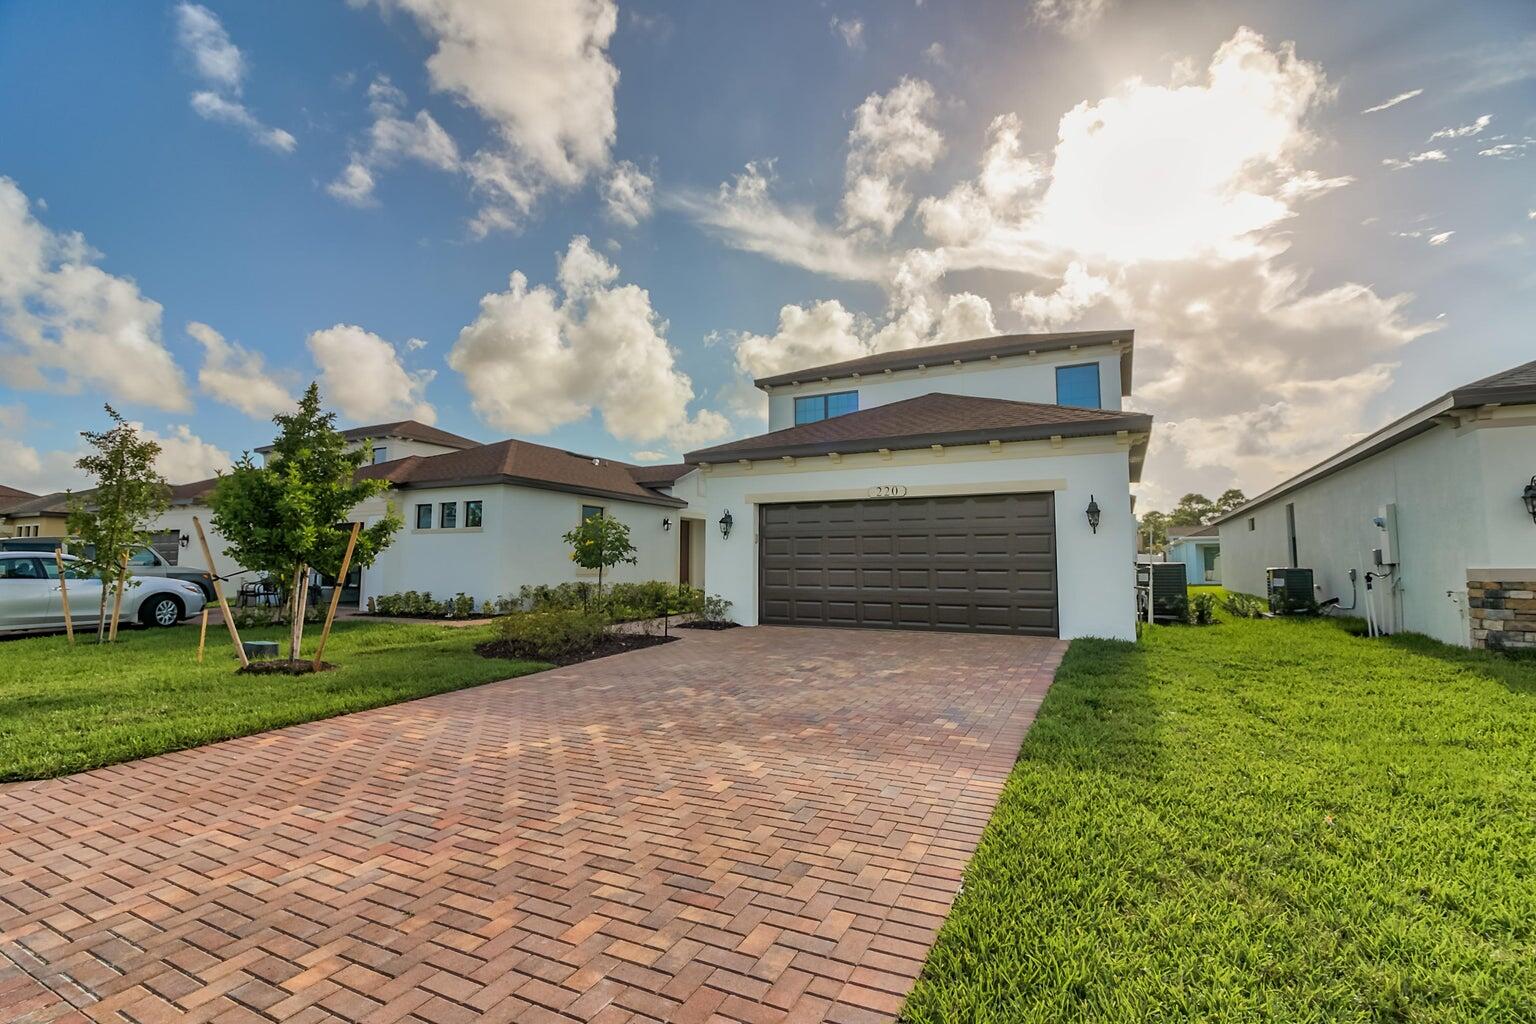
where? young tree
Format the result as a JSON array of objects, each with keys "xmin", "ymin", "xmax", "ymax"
[
  {"xmin": 210, "ymin": 383, "xmax": 402, "ymax": 663},
  {"xmin": 562, "ymin": 513, "xmax": 637, "ymax": 606},
  {"xmin": 68, "ymin": 406, "xmax": 170, "ymax": 642}
]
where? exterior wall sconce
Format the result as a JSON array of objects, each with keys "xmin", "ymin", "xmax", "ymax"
[
  {"xmin": 1523, "ymin": 476, "xmax": 1536, "ymax": 524},
  {"xmin": 179, "ymin": 533, "xmax": 190, "ymax": 548},
  {"xmin": 1086, "ymin": 495, "xmax": 1101, "ymax": 534},
  {"xmin": 719, "ymin": 510, "xmax": 734, "ymax": 538},
  {"xmin": 661, "ymin": 517, "xmax": 671, "ymax": 532}
]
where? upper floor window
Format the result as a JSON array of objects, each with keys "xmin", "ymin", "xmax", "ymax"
[
  {"xmin": 372, "ymin": 446, "xmax": 388, "ymax": 464},
  {"xmin": 465, "ymin": 500, "xmax": 483, "ymax": 528},
  {"xmin": 440, "ymin": 502, "xmax": 458, "ymax": 530},
  {"xmin": 581, "ymin": 504, "xmax": 605, "ymax": 522},
  {"xmin": 794, "ymin": 390, "xmax": 859, "ymax": 425},
  {"xmin": 1055, "ymin": 363, "xmax": 1101, "ymax": 409},
  {"xmin": 415, "ymin": 503, "xmax": 432, "ymax": 529}
]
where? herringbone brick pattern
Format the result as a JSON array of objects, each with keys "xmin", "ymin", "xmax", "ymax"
[{"xmin": 1, "ymin": 626, "xmax": 1064, "ymax": 1023}]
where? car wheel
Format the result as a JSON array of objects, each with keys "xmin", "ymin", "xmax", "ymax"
[{"xmin": 141, "ymin": 595, "xmax": 184, "ymax": 628}]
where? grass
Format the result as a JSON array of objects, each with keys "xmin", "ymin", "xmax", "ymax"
[
  {"xmin": 0, "ymin": 620, "xmax": 546, "ymax": 782},
  {"xmin": 905, "ymin": 597, "xmax": 1536, "ymax": 1023}
]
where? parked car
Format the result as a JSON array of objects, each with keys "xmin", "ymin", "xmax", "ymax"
[
  {"xmin": 0, "ymin": 537, "xmax": 216, "ymax": 600},
  {"xmin": 0, "ymin": 552, "xmax": 207, "ymax": 634}
]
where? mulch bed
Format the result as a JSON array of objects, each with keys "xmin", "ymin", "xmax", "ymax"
[
  {"xmin": 676, "ymin": 621, "xmax": 740, "ymax": 631},
  {"xmin": 238, "ymin": 659, "xmax": 337, "ymax": 675},
  {"xmin": 476, "ymin": 632, "xmax": 677, "ymax": 667}
]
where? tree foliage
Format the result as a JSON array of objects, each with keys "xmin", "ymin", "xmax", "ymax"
[
  {"xmin": 562, "ymin": 512, "xmax": 637, "ymax": 602},
  {"xmin": 1168, "ymin": 489, "xmax": 1248, "ymax": 527},
  {"xmin": 1137, "ymin": 510, "xmax": 1170, "ymax": 553},
  {"xmin": 210, "ymin": 383, "xmax": 401, "ymax": 660},
  {"xmin": 67, "ymin": 406, "xmax": 170, "ymax": 641}
]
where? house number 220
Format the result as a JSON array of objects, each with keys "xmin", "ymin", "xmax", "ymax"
[{"xmin": 868, "ymin": 485, "xmax": 908, "ymax": 498}]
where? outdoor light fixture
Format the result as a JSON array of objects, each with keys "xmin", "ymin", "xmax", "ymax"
[
  {"xmin": 179, "ymin": 533, "xmax": 190, "ymax": 548},
  {"xmin": 1086, "ymin": 495, "xmax": 1102, "ymax": 534},
  {"xmin": 719, "ymin": 510, "xmax": 734, "ymax": 539},
  {"xmin": 1523, "ymin": 476, "xmax": 1536, "ymax": 524},
  {"xmin": 661, "ymin": 517, "xmax": 671, "ymax": 532}
]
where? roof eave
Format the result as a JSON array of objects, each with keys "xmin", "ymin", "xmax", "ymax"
[{"xmin": 387, "ymin": 474, "xmax": 688, "ymax": 508}]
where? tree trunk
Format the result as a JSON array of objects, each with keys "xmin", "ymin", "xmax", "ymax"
[
  {"xmin": 289, "ymin": 565, "xmax": 309, "ymax": 660},
  {"xmin": 96, "ymin": 585, "xmax": 108, "ymax": 643}
]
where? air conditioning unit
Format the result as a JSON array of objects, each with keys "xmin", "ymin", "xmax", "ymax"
[
  {"xmin": 1267, "ymin": 567, "xmax": 1316, "ymax": 615},
  {"xmin": 1150, "ymin": 562, "xmax": 1189, "ymax": 623}
]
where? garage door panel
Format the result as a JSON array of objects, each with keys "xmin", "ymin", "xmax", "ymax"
[{"xmin": 760, "ymin": 493, "xmax": 1058, "ymax": 637}]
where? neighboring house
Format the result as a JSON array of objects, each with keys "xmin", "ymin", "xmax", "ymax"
[
  {"xmin": 0, "ymin": 485, "xmax": 39, "ymax": 536},
  {"xmin": 256, "ymin": 419, "xmax": 482, "ymax": 466},
  {"xmin": 1167, "ymin": 523, "xmax": 1220, "ymax": 585},
  {"xmin": 1216, "ymin": 358, "xmax": 1536, "ymax": 650},
  {"xmin": 680, "ymin": 329, "xmax": 1150, "ymax": 640},
  {"xmin": 0, "ymin": 491, "xmax": 71, "ymax": 539}
]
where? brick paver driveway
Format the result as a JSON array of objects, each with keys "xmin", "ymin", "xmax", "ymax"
[{"xmin": 1, "ymin": 626, "xmax": 1064, "ymax": 1024}]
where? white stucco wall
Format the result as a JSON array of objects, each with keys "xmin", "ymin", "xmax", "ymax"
[
  {"xmin": 765, "ymin": 345, "xmax": 1124, "ymax": 430},
  {"xmin": 150, "ymin": 506, "xmax": 246, "ymax": 582},
  {"xmin": 677, "ymin": 436, "xmax": 1138, "ymax": 640},
  {"xmin": 1218, "ymin": 412, "xmax": 1536, "ymax": 646},
  {"xmin": 360, "ymin": 483, "xmax": 680, "ymax": 607}
]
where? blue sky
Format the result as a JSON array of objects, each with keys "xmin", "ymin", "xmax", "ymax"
[{"xmin": 1, "ymin": 0, "xmax": 1532, "ymax": 507}]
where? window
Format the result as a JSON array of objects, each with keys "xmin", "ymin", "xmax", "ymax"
[
  {"xmin": 415, "ymin": 503, "xmax": 432, "ymax": 529},
  {"xmin": 372, "ymin": 446, "xmax": 388, "ymax": 465},
  {"xmin": 41, "ymin": 559, "xmax": 90, "ymax": 580},
  {"xmin": 1285, "ymin": 503, "xmax": 1298, "ymax": 568},
  {"xmin": 794, "ymin": 390, "xmax": 859, "ymax": 425},
  {"xmin": 465, "ymin": 500, "xmax": 482, "ymax": 528},
  {"xmin": 1055, "ymin": 363, "xmax": 1101, "ymax": 409},
  {"xmin": 440, "ymin": 501, "xmax": 458, "ymax": 529},
  {"xmin": 1247, "ymin": 517, "xmax": 1255, "ymax": 532},
  {"xmin": 128, "ymin": 547, "xmax": 159, "ymax": 566},
  {"xmin": 0, "ymin": 557, "xmax": 43, "ymax": 580},
  {"xmin": 581, "ymin": 504, "xmax": 605, "ymax": 522}
]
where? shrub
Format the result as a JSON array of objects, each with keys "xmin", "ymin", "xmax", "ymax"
[
  {"xmin": 1224, "ymin": 591, "xmax": 1268, "ymax": 619},
  {"xmin": 372, "ymin": 590, "xmax": 480, "ymax": 619},
  {"xmin": 496, "ymin": 609, "xmax": 608, "ymax": 660},
  {"xmin": 520, "ymin": 582, "xmax": 597, "ymax": 612},
  {"xmin": 1187, "ymin": 591, "xmax": 1218, "ymax": 626},
  {"xmin": 696, "ymin": 593, "xmax": 734, "ymax": 624},
  {"xmin": 518, "ymin": 580, "xmax": 700, "ymax": 621}
]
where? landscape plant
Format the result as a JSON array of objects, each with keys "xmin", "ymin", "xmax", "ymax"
[
  {"xmin": 66, "ymin": 406, "xmax": 170, "ymax": 642},
  {"xmin": 561, "ymin": 512, "xmax": 637, "ymax": 604},
  {"xmin": 495, "ymin": 608, "xmax": 608, "ymax": 660},
  {"xmin": 1187, "ymin": 590, "xmax": 1218, "ymax": 625},
  {"xmin": 210, "ymin": 384, "xmax": 401, "ymax": 664}
]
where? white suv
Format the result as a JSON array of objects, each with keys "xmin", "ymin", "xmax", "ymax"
[{"xmin": 0, "ymin": 552, "xmax": 208, "ymax": 634}]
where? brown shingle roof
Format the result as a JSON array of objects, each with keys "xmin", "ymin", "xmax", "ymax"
[
  {"xmin": 357, "ymin": 439, "xmax": 686, "ymax": 507},
  {"xmin": 626, "ymin": 463, "xmax": 693, "ymax": 487},
  {"xmin": 752, "ymin": 329, "xmax": 1135, "ymax": 394},
  {"xmin": 0, "ymin": 491, "xmax": 72, "ymax": 517},
  {"xmin": 0, "ymin": 484, "xmax": 37, "ymax": 512},
  {"xmin": 1453, "ymin": 357, "xmax": 1536, "ymax": 406},
  {"xmin": 685, "ymin": 393, "xmax": 1152, "ymax": 465},
  {"xmin": 256, "ymin": 419, "xmax": 480, "ymax": 453}
]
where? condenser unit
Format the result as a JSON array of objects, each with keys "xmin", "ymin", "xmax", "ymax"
[
  {"xmin": 1150, "ymin": 563, "xmax": 1190, "ymax": 623},
  {"xmin": 1266, "ymin": 567, "xmax": 1316, "ymax": 615}
]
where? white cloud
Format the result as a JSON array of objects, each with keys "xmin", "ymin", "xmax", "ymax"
[
  {"xmin": 1427, "ymin": 230, "xmax": 1454, "ymax": 246},
  {"xmin": 0, "ymin": 178, "xmax": 190, "ymax": 411},
  {"xmin": 406, "ymin": 336, "xmax": 429, "ymax": 351},
  {"xmin": 1032, "ymin": 0, "xmax": 1111, "ymax": 38},
  {"xmin": 1011, "ymin": 262, "xmax": 1111, "ymax": 330},
  {"xmin": 841, "ymin": 78, "xmax": 944, "ymax": 236},
  {"xmin": 189, "ymin": 92, "xmax": 297, "ymax": 152},
  {"xmin": 630, "ymin": 450, "xmax": 670, "ymax": 463},
  {"xmin": 353, "ymin": 0, "xmax": 619, "ymax": 232},
  {"xmin": 138, "ymin": 423, "xmax": 234, "ymax": 482},
  {"xmin": 918, "ymin": 112, "xmax": 1042, "ymax": 247},
  {"xmin": 1360, "ymin": 88, "xmax": 1422, "ymax": 114},
  {"xmin": 307, "ymin": 324, "xmax": 437, "ymax": 424},
  {"xmin": 923, "ymin": 43, "xmax": 947, "ymax": 68},
  {"xmin": 1478, "ymin": 138, "xmax": 1534, "ymax": 158},
  {"xmin": 175, "ymin": 3, "xmax": 295, "ymax": 153},
  {"xmin": 1381, "ymin": 149, "xmax": 1447, "ymax": 169},
  {"xmin": 830, "ymin": 16, "xmax": 864, "ymax": 49},
  {"xmin": 1429, "ymin": 114, "xmax": 1492, "ymax": 140},
  {"xmin": 446, "ymin": 237, "xmax": 730, "ymax": 447},
  {"xmin": 187, "ymin": 321, "xmax": 293, "ymax": 419},
  {"xmin": 327, "ymin": 75, "xmax": 461, "ymax": 206},
  {"xmin": 673, "ymin": 162, "xmax": 891, "ymax": 283},
  {"xmin": 600, "ymin": 160, "xmax": 655, "ymax": 227},
  {"xmin": 0, "ymin": 416, "xmax": 230, "ymax": 492}
]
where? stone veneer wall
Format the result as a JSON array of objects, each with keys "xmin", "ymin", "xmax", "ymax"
[{"xmin": 1467, "ymin": 572, "xmax": 1536, "ymax": 651}]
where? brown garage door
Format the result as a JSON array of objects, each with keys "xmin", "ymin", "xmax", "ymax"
[{"xmin": 759, "ymin": 493, "xmax": 1058, "ymax": 636}]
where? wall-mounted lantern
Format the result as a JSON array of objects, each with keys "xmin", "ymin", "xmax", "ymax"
[
  {"xmin": 1523, "ymin": 476, "xmax": 1536, "ymax": 524},
  {"xmin": 179, "ymin": 533, "xmax": 190, "ymax": 548},
  {"xmin": 1085, "ymin": 495, "xmax": 1101, "ymax": 534},
  {"xmin": 719, "ymin": 510, "xmax": 735, "ymax": 539},
  {"xmin": 661, "ymin": 517, "xmax": 672, "ymax": 532}
]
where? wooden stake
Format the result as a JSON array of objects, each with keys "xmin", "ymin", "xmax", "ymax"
[
  {"xmin": 53, "ymin": 548, "xmax": 74, "ymax": 646},
  {"xmin": 108, "ymin": 554, "xmax": 128, "ymax": 642},
  {"xmin": 197, "ymin": 607, "xmax": 209, "ymax": 663},
  {"xmin": 194, "ymin": 515, "xmax": 247, "ymax": 668},
  {"xmin": 313, "ymin": 521, "xmax": 361, "ymax": 671}
]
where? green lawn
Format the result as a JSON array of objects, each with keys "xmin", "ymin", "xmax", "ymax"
[
  {"xmin": 0, "ymin": 620, "xmax": 545, "ymax": 782},
  {"xmin": 906, "ymin": 600, "xmax": 1536, "ymax": 1023}
]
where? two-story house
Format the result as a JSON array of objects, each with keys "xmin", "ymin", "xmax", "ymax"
[{"xmin": 678, "ymin": 329, "xmax": 1151, "ymax": 640}]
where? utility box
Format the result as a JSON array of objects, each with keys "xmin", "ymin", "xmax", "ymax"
[
  {"xmin": 1266, "ymin": 567, "xmax": 1316, "ymax": 615},
  {"xmin": 1374, "ymin": 503, "xmax": 1399, "ymax": 566},
  {"xmin": 1150, "ymin": 562, "xmax": 1190, "ymax": 623}
]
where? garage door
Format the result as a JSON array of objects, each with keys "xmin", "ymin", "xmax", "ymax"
[{"xmin": 759, "ymin": 493, "xmax": 1058, "ymax": 636}]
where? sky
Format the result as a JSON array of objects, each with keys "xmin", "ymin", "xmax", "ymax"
[{"xmin": 1, "ymin": 0, "xmax": 1533, "ymax": 510}]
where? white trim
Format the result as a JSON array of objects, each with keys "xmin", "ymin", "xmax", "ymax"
[{"xmin": 743, "ymin": 479, "xmax": 1069, "ymax": 504}]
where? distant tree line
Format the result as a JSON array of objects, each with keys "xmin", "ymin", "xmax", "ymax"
[{"xmin": 1137, "ymin": 489, "xmax": 1246, "ymax": 553}]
